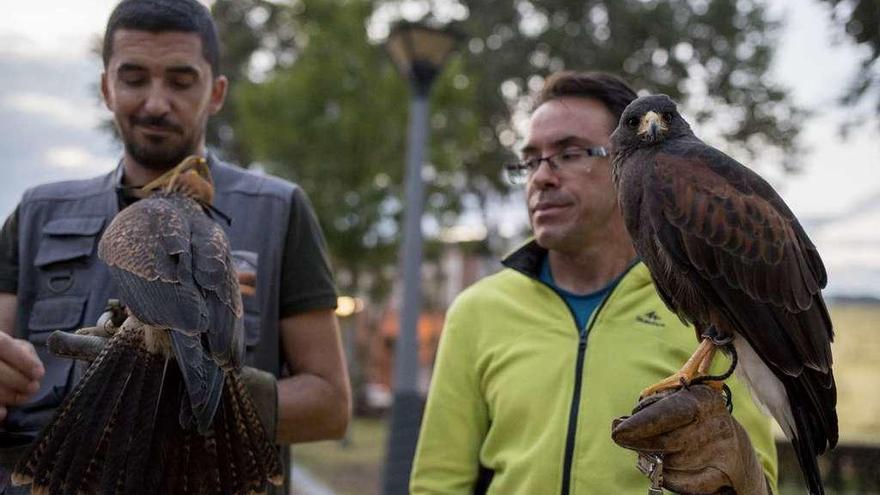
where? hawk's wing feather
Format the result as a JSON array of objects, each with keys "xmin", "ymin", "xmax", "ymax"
[
  {"xmin": 112, "ymin": 271, "xmax": 207, "ymax": 333},
  {"xmin": 655, "ymin": 148, "xmax": 825, "ymax": 308},
  {"xmin": 99, "ymin": 197, "xmax": 188, "ymax": 281},
  {"xmin": 98, "ymin": 196, "xmax": 243, "ymax": 365},
  {"xmin": 170, "ymin": 331, "xmax": 225, "ymax": 432},
  {"xmin": 644, "ymin": 144, "xmax": 837, "ymax": 454},
  {"xmin": 190, "ymin": 214, "xmax": 244, "ymax": 367},
  {"xmin": 98, "ymin": 198, "xmax": 207, "ymax": 332},
  {"xmin": 649, "ymin": 146, "xmax": 833, "ymax": 373}
]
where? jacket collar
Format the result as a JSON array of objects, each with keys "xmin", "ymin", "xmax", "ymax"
[
  {"xmin": 501, "ymin": 239, "xmax": 647, "ymax": 288},
  {"xmin": 501, "ymin": 239, "xmax": 547, "ymax": 279}
]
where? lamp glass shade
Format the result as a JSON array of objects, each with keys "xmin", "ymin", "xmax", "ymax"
[{"xmin": 386, "ymin": 24, "xmax": 457, "ymax": 80}]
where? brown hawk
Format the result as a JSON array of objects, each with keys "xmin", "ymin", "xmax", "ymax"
[
  {"xmin": 13, "ymin": 156, "xmax": 282, "ymax": 494},
  {"xmin": 610, "ymin": 95, "xmax": 837, "ymax": 494}
]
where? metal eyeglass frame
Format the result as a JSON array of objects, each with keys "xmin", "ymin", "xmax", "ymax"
[{"xmin": 504, "ymin": 146, "xmax": 609, "ymax": 185}]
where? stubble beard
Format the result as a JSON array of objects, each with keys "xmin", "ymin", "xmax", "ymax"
[
  {"xmin": 124, "ymin": 139, "xmax": 194, "ymax": 171},
  {"xmin": 119, "ymin": 120, "xmax": 203, "ymax": 172}
]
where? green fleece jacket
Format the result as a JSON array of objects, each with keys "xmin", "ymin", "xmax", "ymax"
[{"xmin": 411, "ymin": 243, "xmax": 778, "ymax": 494}]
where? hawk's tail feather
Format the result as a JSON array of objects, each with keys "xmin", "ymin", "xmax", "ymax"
[
  {"xmin": 11, "ymin": 326, "xmax": 120, "ymax": 487},
  {"xmin": 147, "ymin": 365, "xmax": 280, "ymax": 495},
  {"xmin": 98, "ymin": 347, "xmax": 150, "ymax": 494},
  {"xmin": 14, "ymin": 327, "xmax": 282, "ymax": 495},
  {"xmin": 227, "ymin": 370, "xmax": 284, "ymax": 489},
  {"xmin": 140, "ymin": 355, "xmax": 190, "ymax": 495},
  {"xmin": 13, "ymin": 325, "xmax": 132, "ymax": 489},
  {"xmin": 12, "ymin": 325, "xmax": 168, "ymax": 495},
  {"xmin": 105, "ymin": 347, "xmax": 167, "ymax": 495},
  {"xmin": 57, "ymin": 334, "xmax": 140, "ymax": 493},
  {"xmin": 214, "ymin": 401, "xmax": 247, "ymax": 494},
  {"xmin": 157, "ymin": 371, "xmax": 283, "ymax": 495}
]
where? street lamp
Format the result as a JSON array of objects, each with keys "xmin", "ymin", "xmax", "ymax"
[{"xmin": 382, "ymin": 21, "xmax": 459, "ymax": 495}]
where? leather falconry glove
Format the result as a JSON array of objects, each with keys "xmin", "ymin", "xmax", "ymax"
[
  {"xmin": 611, "ymin": 384, "xmax": 770, "ymax": 495},
  {"xmin": 48, "ymin": 303, "xmax": 278, "ymax": 443}
]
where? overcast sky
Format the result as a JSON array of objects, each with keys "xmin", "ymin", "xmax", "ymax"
[{"xmin": 1, "ymin": 0, "xmax": 878, "ymax": 295}]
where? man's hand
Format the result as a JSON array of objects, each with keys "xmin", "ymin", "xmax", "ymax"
[
  {"xmin": 0, "ymin": 332, "xmax": 45, "ymax": 421},
  {"xmin": 238, "ymin": 271, "xmax": 256, "ymax": 297},
  {"xmin": 611, "ymin": 384, "xmax": 769, "ymax": 495}
]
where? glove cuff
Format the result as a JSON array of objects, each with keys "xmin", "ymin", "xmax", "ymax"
[{"xmin": 731, "ymin": 421, "xmax": 770, "ymax": 495}]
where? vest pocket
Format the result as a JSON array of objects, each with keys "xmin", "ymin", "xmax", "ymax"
[
  {"xmin": 34, "ymin": 217, "xmax": 105, "ymax": 297},
  {"xmin": 34, "ymin": 217, "xmax": 105, "ymax": 268},
  {"xmin": 231, "ymin": 250, "xmax": 262, "ymax": 347}
]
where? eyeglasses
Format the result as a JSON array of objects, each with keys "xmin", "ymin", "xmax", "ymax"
[{"xmin": 504, "ymin": 146, "xmax": 609, "ymax": 185}]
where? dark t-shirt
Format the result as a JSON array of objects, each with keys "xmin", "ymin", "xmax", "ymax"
[
  {"xmin": 0, "ymin": 210, "xmax": 17, "ymax": 294},
  {"xmin": 0, "ymin": 182, "xmax": 337, "ymax": 318}
]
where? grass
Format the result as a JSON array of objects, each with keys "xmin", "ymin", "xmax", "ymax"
[
  {"xmin": 772, "ymin": 302, "xmax": 880, "ymax": 494},
  {"xmin": 291, "ymin": 417, "xmax": 387, "ymax": 495},
  {"xmin": 827, "ymin": 303, "xmax": 880, "ymax": 444}
]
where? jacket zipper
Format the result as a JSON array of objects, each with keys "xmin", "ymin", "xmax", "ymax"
[{"xmin": 556, "ymin": 263, "xmax": 638, "ymax": 495}]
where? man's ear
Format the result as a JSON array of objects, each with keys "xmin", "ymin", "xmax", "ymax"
[
  {"xmin": 100, "ymin": 72, "xmax": 112, "ymax": 111},
  {"xmin": 208, "ymin": 75, "xmax": 228, "ymax": 115}
]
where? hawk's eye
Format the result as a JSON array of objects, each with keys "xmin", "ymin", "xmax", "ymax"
[
  {"xmin": 662, "ymin": 112, "xmax": 674, "ymax": 123},
  {"xmin": 627, "ymin": 116, "xmax": 639, "ymax": 128}
]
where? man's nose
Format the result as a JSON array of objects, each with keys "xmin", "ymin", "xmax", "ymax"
[
  {"xmin": 142, "ymin": 81, "xmax": 171, "ymax": 115},
  {"xmin": 529, "ymin": 159, "xmax": 560, "ymax": 188}
]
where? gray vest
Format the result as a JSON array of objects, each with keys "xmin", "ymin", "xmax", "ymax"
[{"xmin": 7, "ymin": 155, "xmax": 294, "ymax": 435}]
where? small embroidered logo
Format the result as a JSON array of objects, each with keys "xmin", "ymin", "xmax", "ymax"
[{"xmin": 636, "ymin": 310, "xmax": 665, "ymax": 327}]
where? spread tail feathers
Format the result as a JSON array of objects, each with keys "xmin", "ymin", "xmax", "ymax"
[
  {"xmin": 12, "ymin": 326, "xmax": 283, "ymax": 495},
  {"xmin": 151, "ymin": 367, "xmax": 283, "ymax": 494},
  {"xmin": 12, "ymin": 324, "xmax": 167, "ymax": 494}
]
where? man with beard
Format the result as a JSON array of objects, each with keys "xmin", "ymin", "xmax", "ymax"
[
  {"xmin": 410, "ymin": 72, "xmax": 778, "ymax": 494},
  {"xmin": 0, "ymin": 1, "xmax": 350, "ymax": 493}
]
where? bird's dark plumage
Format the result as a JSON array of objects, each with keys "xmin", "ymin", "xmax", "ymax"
[
  {"xmin": 13, "ymin": 158, "xmax": 281, "ymax": 494},
  {"xmin": 100, "ymin": 192, "xmax": 244, "ymax": 430},
  {"xmin": 611, "ymin": 95, "xmax": 837, "ymax": 494}
]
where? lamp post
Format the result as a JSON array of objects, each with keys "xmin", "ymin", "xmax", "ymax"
[{"xmin": 382, "ymin": 21, "xmax": 458, "ymax": 495}]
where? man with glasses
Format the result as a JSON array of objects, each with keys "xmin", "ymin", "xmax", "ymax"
[{"xmin": 410, "ymin": 71, "xmax": 778, "ymax": 494}]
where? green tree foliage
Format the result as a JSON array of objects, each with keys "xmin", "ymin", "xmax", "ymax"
[
  {"xmin": 389, "ymin": 0, "xmax": 804, "ymax": 173},
  {"xmin": 210, "ymin": 0, "xmax": 301, "ymax": 163},
  {"xmin": 214, "ymin": 0, "xmax": 803, "ymax": 295},
  {"xmin": 228, "ymin": 0, "xmax": 479, "ymax": 296},
  {"xmin": 819, "ymin": 0, "xmax": 880, "ymax": 120}
]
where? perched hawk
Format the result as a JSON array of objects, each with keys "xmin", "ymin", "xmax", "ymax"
[
  {"xmin": 610, "ymin": 95, "xmax": 837, "ymax": 494},
  {"xmin": 13, "ymin": 157, "xmax": 282, "ymax": 494}
]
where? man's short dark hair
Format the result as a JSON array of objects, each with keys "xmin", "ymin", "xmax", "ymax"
[
  {"xmin": 534, "ymin": 71, "xmax": 638, "ymax": 124},
  {"xmin": 103, "ymin": 0, "xmax": 221, "ymax": 75}
]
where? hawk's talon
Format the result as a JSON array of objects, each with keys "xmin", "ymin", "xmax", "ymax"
[
  {"xmin": 640, "ymin": 338, "xmax": 727, "ymax": 399},
  {"xmin": 706, "ymin": 334, "xmax": 733, "ymax": 346},
  {"xmin": 721, "ymin": 383, "xmax": 734, "ymax": 413}
]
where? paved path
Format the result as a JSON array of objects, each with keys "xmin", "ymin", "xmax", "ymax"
[{"xmin": 289, "ymin": 464, "xmax": 337, "ymax": 495}]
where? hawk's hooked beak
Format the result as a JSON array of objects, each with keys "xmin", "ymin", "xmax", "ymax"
[{"xmin": 638, "ymin": 111, "xmax": 667, "ymax": 142}]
